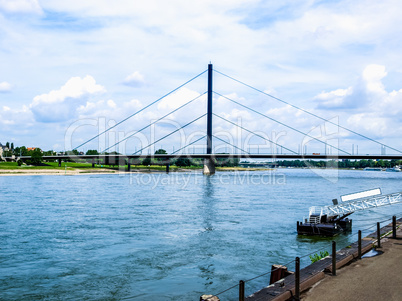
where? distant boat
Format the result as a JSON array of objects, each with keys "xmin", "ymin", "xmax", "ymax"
[
  {"xmin": 386, "ymin": 166, "xmax": 401, "ymax": 172},
  {"xmin": 364, "ymin": 167, "xmax": 383, "ymax": 171}
]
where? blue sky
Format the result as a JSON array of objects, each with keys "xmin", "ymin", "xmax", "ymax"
[{"xmin": 0, "ymin": 0, "xmax": 402, "ymax": 155}]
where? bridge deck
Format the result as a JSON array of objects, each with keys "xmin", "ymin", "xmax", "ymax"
[{"xmin": 7, "ymin": 154, "xmax": 402, "ymax": 160}]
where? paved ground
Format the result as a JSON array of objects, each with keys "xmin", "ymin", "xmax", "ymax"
[{"xmin": 302, "ymin": 228, "xmax": 402, "ymax": 301}]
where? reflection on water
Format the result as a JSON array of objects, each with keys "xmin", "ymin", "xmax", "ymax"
[{"xmin": 198, "ymin": 176, "xmax": 217, "ymax": 291}]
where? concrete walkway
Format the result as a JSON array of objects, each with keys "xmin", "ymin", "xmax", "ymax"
[{"xmin": 302, "ymin": 228, "xmax": 402, "ymax": 301}]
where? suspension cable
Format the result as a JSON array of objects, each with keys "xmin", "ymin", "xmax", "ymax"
[
  {"xmin": 133, "ymin": 114, "xmax": 206, "ymax": 155},
  {"xmin": 101, "ymin": 92, "xmax": 207, "ymax": 153},
  {"xmin": 213, "ymin": 113, "xmax": 297, "ymax": 154},
  {"xmin": 215, "ymin": 69, "xmax": 402, "ymax": 154},
  {"xmin": 171, "ymin": 135, "xmax": 206, "ymax": 154},
  {"xmin": 73, "ymin": 69, "xmax": 207, "ymax": 151},
  {"xmin": 214, "ymin": 92, "xmax": 350, "ymax": 155},
  {"xmin": 212, "ymin": 134, "xmax": 250, "ymax": 154}
]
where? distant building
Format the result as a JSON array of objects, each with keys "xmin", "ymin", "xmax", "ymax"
[
  {"xmin": 27, "ymin": 147, "xmax": 43, "ymax": 153},
  {"xmin": 0, "ymin": 143, "xmax": 9, "ymax": 159},
  {"xmin": 0, "ymin": 142, "xmax": 9, "ymax": 151}
]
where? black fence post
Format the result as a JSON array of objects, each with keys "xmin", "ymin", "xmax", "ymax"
[
  {"xmin": 358, "ymin": 230, "xmax": 362, "ymax": 259},
  {"xmin": 377, "ymin": 222, "xmax": 381, "ymax": 248},
  {"xmin": 295, "ymin": 257, "xmax": 300, "ymax": 300},
  {"xmin": 393, "ymin": 216, "xmax": 397, "ymax": 239},
  {"xmin": 332, "ymin": 241, "xmax": 336, "ymax": 276},
  {"xmin": 239, "ymin": 280, "xmax": 245, "ymax": 301}
]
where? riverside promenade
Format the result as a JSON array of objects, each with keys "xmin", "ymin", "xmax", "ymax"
[
  {"xmin": 243, "ymin": 218, "xmax": 402, "ymax": 301},
  {"xmin": 302, "ymin": 225, "xmax": 402, "ymax": 301}
]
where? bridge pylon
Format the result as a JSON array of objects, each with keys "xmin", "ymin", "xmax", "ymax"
[{"xmin": 203, "ymin": 63, "xmax": 215, "ymax": 175}]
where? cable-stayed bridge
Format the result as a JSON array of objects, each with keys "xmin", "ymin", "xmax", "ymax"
[{"xmin": 11, "ymin": 64, "xmax": 402, "ymax": 174}]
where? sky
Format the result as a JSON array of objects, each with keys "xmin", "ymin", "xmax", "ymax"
[{"xmin": 1, "ymin": 0, "xmax": 402, "ymax": 155}]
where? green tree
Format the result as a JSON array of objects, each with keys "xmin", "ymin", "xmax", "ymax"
[
  {"xmin": 142, "ymin": 156, "xmax": 152, "ymax": 166},
  {"xmin": 175, "ymin": 157, "xmax": 192, "ymax": 167},
  {"xmin": 327, "ymin": 160, "xmax": 338, "ymax": 168},
  {"xmin": 66, "ymin": 150, "xmax": 79, "ymax": 156},
  {"xmin": 216, "ymin": 157, "xmax": 239, "ymax": 167},
  {"xmin": 14, "ymin": 146, "xmax": 28, "ymax": 156},
  {"xmin": 86, "ymin": 149, "xmax": 99, "ymax": 155},
  {"xmin": 5, "ymin": 142, "xmax": 9, "ymax": 148},
  {"xmin": 154, "ymin": 149, "xmax": 167, "ymax": 163},
  {"xmin": 154, "ymin": 149, "xmax": 167, "ymax": 154},
  {"xmin": 43, "ymin": 150, "xmax": 56, "ymax": 156},
  {"xmin": 10, "ymin": 142, "xmax": 14, "ymax": 150},
  {"xmin": 26, "ymin": 148, "xmax": 43, "ymax": 165},
  {"xmin": 3, "ymin": 150, "xmax": 12, "ymax": 157}
]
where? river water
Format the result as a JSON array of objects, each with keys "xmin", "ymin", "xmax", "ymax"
[{"xmin": 1, "ymin": 169, "xmax": 401, "ymax": 300}]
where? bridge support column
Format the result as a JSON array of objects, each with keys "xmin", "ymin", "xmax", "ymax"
[
  {"xmin": 166, "ymin": 164, "xmax": 170, "ymax": 173},
  {"xmin": 58, "ymin": 158, "xmax": 62, "ymax": 167},
  {"xmin": 128, "ymin": 159, "xmax": 131, "ymax": 172},
  {"xmin": 203, "ymin": 63, "xmax": 214, "ymax": 176},
  {"xmin": 203, "ymin": 159, "xmax": 215, "ymax": 175},
  {"xmin": 92, "ymin": 158, "xmax": 95, "ymax": 168}
]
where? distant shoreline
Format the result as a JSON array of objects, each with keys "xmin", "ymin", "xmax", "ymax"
[
  {"xmin": 2, "ymin": 166, "xmax": 397, "ymax": 177},
  {"xmin": 0, "ymin": 166, "xmax": 276, "ymax": 176}
]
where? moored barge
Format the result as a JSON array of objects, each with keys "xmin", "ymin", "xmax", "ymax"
[{"xmin": 297, "ymin": 188, "xmax": 402, "ymax": 237}]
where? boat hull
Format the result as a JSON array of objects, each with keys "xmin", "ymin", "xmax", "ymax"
[{"xmin": 297, "ymin": 218, "xmax": 352, "ymax": 237}]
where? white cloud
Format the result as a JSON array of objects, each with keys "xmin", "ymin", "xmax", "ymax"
[
  {"xmin": 30, "ymin": 75, "xmax": 106, "ymax": 123},
  {"xmin": 347, "ymin": 114, "xmax": 388, "ymax": 137},
  {"xmin": 315, "ymin": 64, "xmax": 389, "ymax": 110},
  {"xmin": 157, "ymin": 87, "xmax": 202, "ymax": 111},
  {"xmin": 0, "ymin": 104, "xmax": 33, "ymax": 127},
  {"xmin": 107, "ymin": 99, "xmax": 116, "ymax": 108},
  {"xmin": 0, "ymin": 0, "xmax": 42, "ymax": 14},
  {"xmin": 1, "ymin": 0, "xmax": 402, "ymax": 153},
  {"xmin": 0, "ymin": 81, "xmax": 11, "ymax": 92},
  {"xmin": 361, "ymin": 65, "xmax": 387, "ymax": 95},
  {"xmin": 314, "ymin": 87, "xmax": 353, "ymax": 109},
  {"xmin": 314, "ymin": 64, "xmax": 402, "ymax": 139},
  {"xmin": 123, "ymin": 71, "xmax": 145, "ymax": 87}
]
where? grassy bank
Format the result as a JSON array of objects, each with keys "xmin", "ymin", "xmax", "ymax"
[
  {"xmin": 0, "ymin": 161, "xmax": 97, "ymax": 170},
  {"xmin": 0, "ymin": 161, "xmax": 200, "ymax": 172}
]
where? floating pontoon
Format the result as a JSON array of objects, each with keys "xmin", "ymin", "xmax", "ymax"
[{"xmin": 297, "ymin": 188, "xmax": 402, "ymax": 236}]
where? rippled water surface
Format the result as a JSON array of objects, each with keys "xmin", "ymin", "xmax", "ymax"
[{"xmin": 1, "ymin": 169, "xmax": 401, "ymax": 300}]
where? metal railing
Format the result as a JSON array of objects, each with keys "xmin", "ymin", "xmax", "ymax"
[{"xmin": 200, "ymin": 214, "xmax": 401, "ymax": 301}]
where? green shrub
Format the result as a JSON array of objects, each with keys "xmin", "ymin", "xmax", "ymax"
[{"xmin": 309, "ymin": 251, "xmax": 329, "ymax": 263}]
